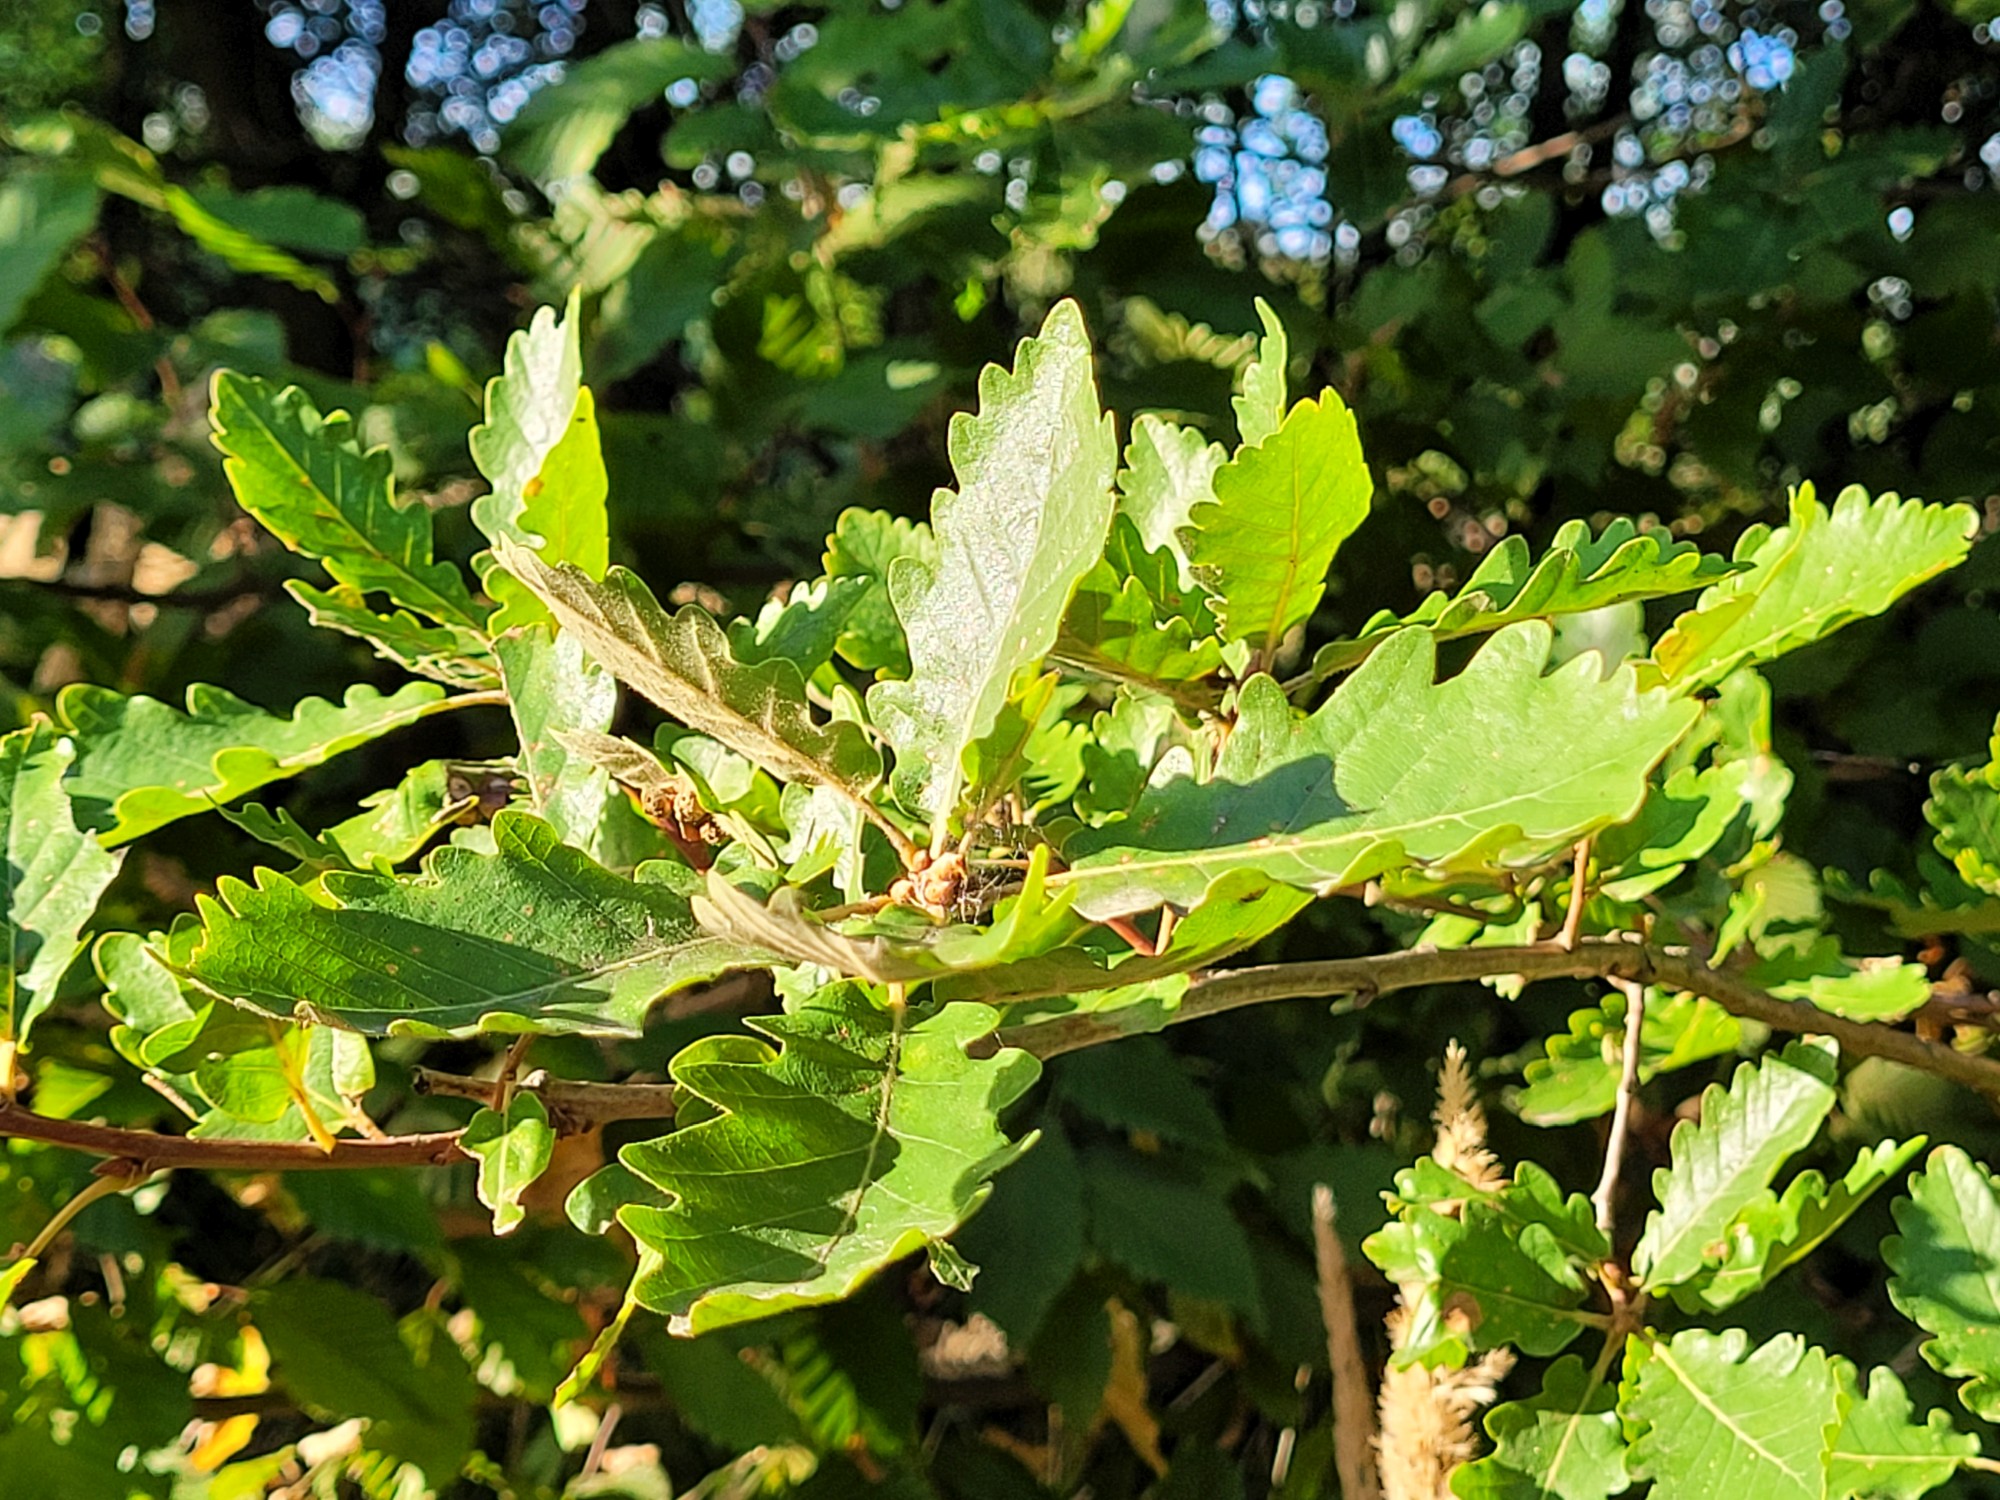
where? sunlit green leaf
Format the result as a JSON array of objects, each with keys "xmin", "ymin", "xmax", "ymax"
[
  {"xmin": 1622, "ymin": 1329, "xmax": 1839, "ymax": 1500},
  {"xmin": 1059, "ymin": 623, "xmax": 1698, "ymax": 920},
  {"xmin": 1886, "ymin": 1145, "xmax": 2000, "ymax": 1422},
  {"xmin": 182, "ymin": 811, "xmax": 774, "ymax": 1037},
  {"xmin": 1633, "ymin": 1037, "xmax": 1839, "ymax": 1292},
  {"xmin": 1451, "ymin": 1354, "xmax": 1630, "ymax": 1500},
  {"xmin": 496, "ymin": 625, "xmax": 615, "ymax": 850},
  {"xmin": 617, "ymin": 984, "xmax": 1040, "ymax": 1333},
  {"xmin": 1686, "ymin": 1137, "xmax": 1926, "ymax": 1312},
  {"xmin": 868, "ymin": 299, "xmax": 1117, "ymax": 837},
  {"xmin": 1647, "ymin": 485, "xmax": 1977, "ymax": 693},
  {"xmin": 210, "ymin": 372, "xmax": 484, "ymax": 630},
  {"xmin": 1827, "ymin": 1363, "xmax": 1976, "ymax": 1500},
  {"xmin": 463, "ymin": 1094, "xmax": 558, "ymax": 1237},
  {"xmin": 1, "ymin": 720, "xmax": 122, "ymax": 1044},
  {"xmin": 55, "ymin": 679, "xmax": 458, "ymax": 845},
  {"xmin": 1231, "ymin": 298, "xmax": 1288, "ymax": 448},
  {"xmin": 471, "ymin": 296, "xmax": 612, "ymax": 634},
  {"xmin": 1185, "ymin": 390, "xmax": 1370, "ymax": 661},
  {"xmin": 1310, "ymin": 515, "xmax": 1739, "ymax": 683},
  {"xmin": 1515, "ymin": 989, "xmax": 1740, "ymax": 1126}
]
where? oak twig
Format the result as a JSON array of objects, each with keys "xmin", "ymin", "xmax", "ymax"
[
  {"xmin": 1592, "ymin": 977, "xmax": 1647, "ymax": 1239},
  {"xmin": 0, "ymin": 1065, "xmax": 682, "ymax": 1177},
  {"xmin": 0, "ymin": 1101, "xmax": 467, "ymax": 1173},
  {"xmin": 13, "ymin": 938, "xmax": 2000, "ymax": 1177},
  {"xmin": 985, "ymin": 939, "xmax": 2000, "ymax": 1099},
  {"xmin": 412, "ymin": 1068, "xmax": 680, "ymax": 1132}
]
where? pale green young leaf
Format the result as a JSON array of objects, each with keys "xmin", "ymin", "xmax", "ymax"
[
  {"xmin": 1362, "ymin": 1199, "xmax": 1594, "ymax": 1365},
  {"xmin": 822, "ymin": 507, "xmax": 935, "ymax": 676},
  {"xmin": 496, "ymin": 625, "xmax": 615, "ymax": 849},
  {"xmin": 1184, "ymin": 391, "xmax": 1371, "ymax": 659},
  {"xmin": 957, "ymin": 672, "xmax": 1074, "ymax": 831},
  {"xmin": 181, "ymin": 811, "xmax": 775, "ymax": 1037},
  {"xmin": 1054, "ymin": 555, "xmax": 1226, "ymax": 712},
  {"xmin": 616, "ymin": 983, "xmax": 1041, "ymax": 1334},
  {"xmin": 1515, "ymin": 989, "xmax": 1740, "ymax": 1126},
  {"xmin": 1595, "ymin": 761, "xmax": 1773, "ymax": 902},
  {"xmin": 1058, "ymin": 623, "xmax": 1698, "ymax": 921},
  {"xmin": 1231, "ymin": 298, "xmax": 1288, "ymax": 447},
  {"xmin": 287, "ymin": 582, "xmax": 498, "ymax": 687},
  {"xmin": 463, "ymin": 1095, "xmax": 558, "ymax": 1237},
  {"xmin": 1886, "ymin": 1145, "xmax": 2000, "ymax": 1422},
  {"xmin": 1, "ymin": 721, "xmax": 123, "ymax": 1044},
  {"xmin": 146, "ymin": 1003, "xmax": 308, "ymax": 1124},
  {"xmin": 468, "ymin": 294, "xmax": 584, "ymax": 550},
  {"xmin": 274, "ymin": 756, "xmax": 464, "ymax": 876},
  {"xmin": 1622, "ymin": 1329, "xmax": 1840, "ymax": 1500},
  {"xmin": 1116, "ymin": 414, "xmax": 1224, "ymax": 586},
  {"xmin": 481, "ymin": 387, "xmax": 611, "ymax": 633},
  {"xmin": 55, "ymin": 679, "xmax": 457, "ymax": 845},
  {"xmin": 494, "ymin": 544, "xmax": 906, "ymax": 857},
  {"xmin": 1926, "ymin": 741, "xmax": 2000, "ymax": 896},
  {"xmin": 210, "ymin": 372, "xmax": 484, "ymax": 630},
  {"xmin": 146, "ymin": 1012, "xmax": 371, "ymax": 1143},
  {"xmin": 1647, "ymin": 485, "xmax": 1977, "ymax": 693},
  {"xmin": 867, "ymin": 299, "xmax": 1117, "ymax": 838},
  {"xmin": 94, "ymin": 929, "xmax": 197, "ymax": 1040},
  {"xmin": 1827, "ymin": 1363, "xmax": 1977, "ymax": 1500},
  {"xmin": 467, "ymin": 296, "xmax": 613, "ymax": 627},
  {"xmin": 1687, "ymin": 1137, "xmax": 1926, "ymax": 1312},
  {"xmin": 1748, "ymin": 938, "xmax": 1931, "ymax": 1022},
  {"xmin": 1633, "ymin": 1037, "xmax": 1839, "ymax": 1292},
  {"xmin": 1450, "ymin": 1354, "xmax": 1630, "ymax": 1500},
  {"xmin": 1309, "ymin": 515, "xmax": 1740, "ymax": 683},
  {"xmin": 1073, "ymin": 691, "xmax": 1193, "ymax": 825}
]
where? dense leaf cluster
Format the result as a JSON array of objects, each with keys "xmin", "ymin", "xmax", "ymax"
[{"xmin": 0, "ymin": 288, "xmax": 1997, "ymax": 1498}]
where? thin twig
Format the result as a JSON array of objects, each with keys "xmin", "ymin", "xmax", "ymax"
[
  {"xmin": 19, "ymin": 1168, "xmax": 147, "ymax": 1261},
  {"xmin": 0, "ymin": 1102, "xmax": 467, "ymax": 1173},
  {"xmin": 581, "ymin": 1402, "xmax": 622, "ymax": 1478},
  {"xmin": 412, "ymin": 1068, "xmax": 679, "ymax": 1132},
  {"xmin": 985, "ymin": 940, "xmax": 2000, "ymax": 1098},
  {"xmin": 1556, "ymin": 838, "xmax": 1592, "ymax": 951},
  {"xmin": 1592, "ymin": 978, "xmax": 1647, "ymax": 1239},
  {"xmin": 1311, "ymin": 1185, "xmax": 1382, "ymax": 1500}
]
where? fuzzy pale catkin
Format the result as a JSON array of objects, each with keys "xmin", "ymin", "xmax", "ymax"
[{"xmin": 1376, "ymin": 1042, "xmax": 1514, "ymax": 1498}]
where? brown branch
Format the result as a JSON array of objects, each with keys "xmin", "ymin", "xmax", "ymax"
[
  {"xmin": 412, "ymin": 1068, "xmax": 679, "ymax": 1131},
  {"xmin": 0, "ymin": 1101, "xmax": 466, "ymax": 1174},
  {"xmin": 0, "ymin": 1065, "xmax": 682, "ymax": 1176},
  {"xmin": 986, "ymin": 939, "xmax": 2000, "ymax": 1099}
]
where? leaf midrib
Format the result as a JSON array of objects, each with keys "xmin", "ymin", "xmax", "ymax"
[
  {"xmin": 1649, "ymin": 1339, "xmax": 1816, "ymax": 1489},
  {"xmin": 224, "ymin": 389, "xmax": 480, "ymax": 629}
]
